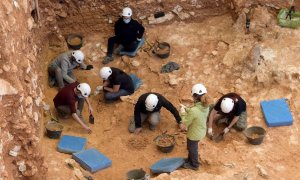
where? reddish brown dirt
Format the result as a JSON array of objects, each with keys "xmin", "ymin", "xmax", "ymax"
[
  {"xmin": 41, "ymin": 12, "xmax": 300, "ymax": 179},
  {"xmin": 1, "ymin": 0, "xmax": 300, "ymax": 179}
]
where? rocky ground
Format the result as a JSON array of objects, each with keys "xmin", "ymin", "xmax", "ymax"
[{"xmin": 42, "ymin": 6, "xmax": 300, "ymax": 179}]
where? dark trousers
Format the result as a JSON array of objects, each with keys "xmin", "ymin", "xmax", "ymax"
[
  {"xmin": 187, "ymin": 138, "xmax": 200, "ymax": 168},
  {"xmin": 107, "ymin": 36, "xmax": 138, "ymax": 56}
]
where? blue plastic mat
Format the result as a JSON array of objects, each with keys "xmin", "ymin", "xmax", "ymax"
[
  {"xmin": 150, "ymin": 157, "xmax": 185, "ymax": 174},
  {"xmin": 119, "ymin": 38, "xmax": 145, "ymax": 57},
  {"xmin": 260, "ymin": 98, "xmax": 293, "ymax": 127},
  {"xmin": 57, "ymin": 135, "xmax": 87, "ymax": 154},
  {"xmin": 72, "ymin": 148, "xmax": 112, "ymax": 173},
  {"xmin": 129, "ymin": 74, "xmax": 142, "ymax": 91}
]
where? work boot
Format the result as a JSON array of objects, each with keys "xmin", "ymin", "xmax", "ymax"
[
  {"xmin": 48, "ymin": 77, "xmax": 56, "ymax": 87},
  {"xmin": 149, "ymin": 124, "xmax": 156, "ymax": 131},
  {"xmin": 102, "ymin": 56, "xmax": 114, "ymax": 64},
  {"xmin": 182, "ymin": 162, "xmax": 199, "ymax": 171}
]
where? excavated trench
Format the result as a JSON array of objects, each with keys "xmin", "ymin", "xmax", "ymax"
[{"xmin": 0, "ymin": 0, "xmax": 300, "ymax": 179}]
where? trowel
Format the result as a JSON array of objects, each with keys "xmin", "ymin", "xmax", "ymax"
[{"xmin": 212, "ymin": 132, "xmax": 225, "ymax": 143}]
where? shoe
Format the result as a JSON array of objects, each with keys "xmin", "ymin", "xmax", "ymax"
[
  {"xmin": 149, "ymin": 124, "xmax": 156, "ymax": 131},
  {"xmin": 102, "ymin": 56, "xmax": 114, "ymax": 64},
  {"xmin": 184, "ymin": 158, "xmax": 189, "ymax": 163},
  {"xmin": 182, "ymin": 162, "xmax": 199, "ymax": 171},
  {"xmin": 48, "ymin": 77, "xmax": 56, "ymax": 87}
]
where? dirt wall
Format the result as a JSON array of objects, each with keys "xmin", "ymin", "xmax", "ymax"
[
  {"xmin": 39, "ymin": 0, "xmax": 234, "ymax": 36},
  {"xmin": 0, "ymin": 0, "xmax": 48, "ymax": 179}
]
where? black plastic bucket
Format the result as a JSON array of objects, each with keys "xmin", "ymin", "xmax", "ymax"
[
  {"xmin": 126, "ymin": 169, "xmax": 146, "ymax": 180},
  {"xmin": 152, "ymin": 42, "xmax": 170, "ymax": 59},
  {"xmin": 243, "ymin": 126, "xmax": 266, "ymax": 145},
  {"xmin": 45, "ymin": 122, "xmax": 64, "ymax": 139},
  {"xmin": 66, "ymin": 34, "xmax": 83, "ymax": 50},
  {"xmin": 154, "ymin": 134, "xmax": 175, "ymax": 153}
]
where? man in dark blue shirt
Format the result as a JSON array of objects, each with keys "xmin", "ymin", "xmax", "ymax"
[{"xmin": 102, "ymin": 7, "xmax": 145, "ymax": 64}]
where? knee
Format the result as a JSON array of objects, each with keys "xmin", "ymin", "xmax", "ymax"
[
  {"xmin": 149, "ymin": 114, "xmax": 160, "ymax": 125},
  {"xmin": 108, "ymin": 36, "xmax": 116, "ymax": 43},
  {"xmin": 55, "ymin": 67, "xmax": 62, "ymax": 74},
  {"xmin": 104, "ymin": 93, "xmax": 113, "ymax": 101}
]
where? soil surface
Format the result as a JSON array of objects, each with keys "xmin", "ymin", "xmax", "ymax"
[{"xmin": 41, "ymin": 12, "xmax": 300, "ymax": 179}]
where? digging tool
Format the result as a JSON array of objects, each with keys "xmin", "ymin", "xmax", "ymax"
[
  {"xmin": 212, "ymin": 132, "xmax": 225, "ymax": 143},
  {"xmin": 143, "ymin": 39, "xmax": 156, "ymax": 56},
  {"xmin": 47, "ymin": 108, "xmax": 59, "ymax": 123},
  {"xmin": 34, "ymin": 0, "xmax": 40, "ymax": 21},
  {"xmin": 286, "ymin": 6, "xmax": 296, "ymax": 20}
]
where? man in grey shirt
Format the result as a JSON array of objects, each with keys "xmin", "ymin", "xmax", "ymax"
[{"xmin": 48, "ymin": 50, "xmax": 93, "ymax": 89}]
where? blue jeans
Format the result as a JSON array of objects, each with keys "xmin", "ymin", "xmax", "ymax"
[
  {"xmin": 104, "ymin": 89, "xmax": 132, "ymax": 101},
  {"xmin": 107, "ymin": 36, "xmax": 138, "ymax": 56}
]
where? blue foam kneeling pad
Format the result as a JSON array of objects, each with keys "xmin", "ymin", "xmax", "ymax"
[
  {"xmin": 57, "ymin": 135, "xmax": 87, "ymax": 154},
  {"xmin": 72, "ymin": 148, "xmax": 112, "ymax": 173},
  {"xmin": 260, "ymin": 98, "xmax": 293, "ymax": 127},
  {"xmin": 129, "ymin": 74, "xmax": 142, "ymax": 91},
  {"xmin": 119, "ymin": 37, "xmax": 145, "ymax": 57},
  {"xmin": 150, "ymin": 157, "xmax": 184, "ymax": 174}
]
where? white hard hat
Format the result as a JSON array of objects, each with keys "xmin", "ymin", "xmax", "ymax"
[
  {"xmin": 99, "ymin": 67, "xmax": 112, "ymax": 80},
  {"xmin": 220, "ymin": 97, "xmax": 234, "ymax": 113},
  {"xmin": 122, "ymin": 7, "xmax": 132, "ymax": 17},
  {"xmin": 72, "ymin": 50, "xmax": 85, "ymax": 64},
  {"xmin": 191, "ymin": 84, "xmax": 207, "ymax": 96},
  {"xmin": 145, "ymin": 94, "xmax": 158, "ymax": 111},
  {"xmin": 77, "ymin": 83, "xmax": 91, "ymax": 98}
]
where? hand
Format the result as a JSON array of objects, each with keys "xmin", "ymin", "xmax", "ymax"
[
  {"xmin": 86, "ymin": 65, "xmax": 93, "ymax": 70},
  {"xmin": 179, "ymin": 103, "xmax": 187, "ymax": 108},
  {"xmin": 137, "ymin": 38, "xmax": 142, "ymax": 41},
  {"xmin": 179, "ymin": 123, "xmax": 186, "ymax": 131},
  {"xmin": 89, "ymin": 106, "xmax": 94, "ymax": 115},
  {"xmin": 180, "ymin": 106, "xmax": 186, "ymax": 114},
  {"xmin": 223, "ymin": 127, "xmax": 230, "ymax": 134},
  {"xmin": 85, "ymin": 127, "xmax": 92, "ymax": 134},
  {"xmin": 207, "ymin": 128, "xmax": 213, "ymax": 136},
  {"xmin": 96, "ymin": 85, "xmax": 103, "ymax": 91},
  {"xmin": 134, "ymin": 128, "xmax": 142, "ymax": 134}
]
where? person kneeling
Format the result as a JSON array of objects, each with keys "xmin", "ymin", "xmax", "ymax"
[
  {"xmin": 53, "ymin": 82, "xmax": 93, "ymax": 133},
  {"xmin": 207, "ymin": 92, "xmax": 247, "ymax": 137},
  {"xmin": 128, "ymin": 93, "xmax": 185, "ymax": 134},
  {"xmin": 102, "ymin": 7, "xmax": 145, "ymax": 64},
  {"xmin": 99, "ymin": 67, "xmax": 134, "ymax": 102}
]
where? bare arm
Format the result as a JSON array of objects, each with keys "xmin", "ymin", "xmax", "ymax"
[
  {"xmin": 103, "ymin": 85, "xmax": 120, "ymax": 93},
  {"xmin": 227, "ymin": 116, "xmax": 239, "ymax": 129},
  {"xmin": 103, "ymin": 80, "xmax": 109, "ymax": 87},
  {"xmin": 85, "ymin": 98, "xmax": 93, "ymax": 115},
  {"xmin": 208, "ymin": 109, "xmax": 217, "ymax": 129},
  {"xmin": 72, "ymin": 113, "xmax": 91, "ymax": 133}
]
